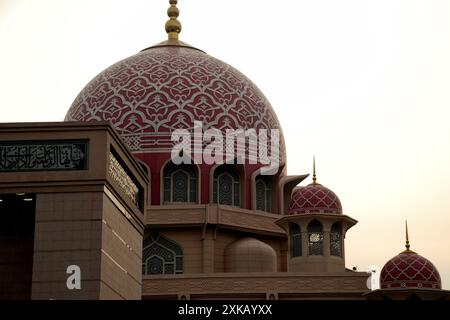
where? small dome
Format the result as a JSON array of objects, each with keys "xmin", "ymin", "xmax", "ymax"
[
  {"xmin": 288, "ymin": 183, "xmax": 342, "ymax": 215},
  {"xmin": 224, "ymin": 237, "xmax": 276, "ymax": 273},
  {"xmin": 380, "ymin": 250, "xmax": 441, "ymax": 289}
]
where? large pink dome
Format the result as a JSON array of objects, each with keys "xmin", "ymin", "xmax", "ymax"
[
  {"xmin": 65, "ymin": 42, "xmax": 285, "ymax": 161},
  {"xmin": 64, "ymin": 40, "xmax": 286, "ymax": 207}
]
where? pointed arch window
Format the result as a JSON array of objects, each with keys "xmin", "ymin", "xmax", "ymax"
[
  {"xmin": 213, "ymin": 166, "xmax": 241, "ymax": 206},
  {"xmin": 163, "ymin": 162, "xmax": 198, "ymax": 203},
  {"xmin": 255, "ymin": 176, "xmax": 272, "ymax": 212},
  {"xmin": 290, "ymin": 223, "xmax": 302, "ymax": 257},
  {"xmin": 142, "ymin": 233, "xmax": 183, "ymax": 275},
  {"xmin": 308, "ymin": 220, "xmax": 323, "ymax": 256},
  {"xmin": 330, "ymin": 223, "xmax": 342, "ymax": 257}
]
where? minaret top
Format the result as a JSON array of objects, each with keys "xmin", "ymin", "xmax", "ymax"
[
  {"xmin": 165, "ymin": 0, "xmax": 182, "ymax": 40},
  {"xmin": 312, "ymin": 156, "xmax": 317, "ymax": 184},
  {"xmin": 405, "ymin": 220, "xmax": 411, "ymax": 251}
]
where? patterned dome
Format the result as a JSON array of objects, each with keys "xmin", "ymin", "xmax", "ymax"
[
  {"xmin": 288, "ymin": 183, "xmax": 342, "ymax": 215},
  {"xmin": 380, "ymin": 250, "xmax": 441, "ymax": 289},
  {"xmin": 64, "ymin": 42, "xmax": 285, "ymax": 162}
]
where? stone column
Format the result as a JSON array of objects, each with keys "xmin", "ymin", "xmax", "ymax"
[
  {"xmin": 202, "ymin": 227, "xmax": 215, "ymax": 273},
  {"xmin": 301, "ymin": 231, "xmax": 309, "ymax": 257},
  {"xmin": 323, "ymin": 231, "xmax": 331, "ymax": 258}
]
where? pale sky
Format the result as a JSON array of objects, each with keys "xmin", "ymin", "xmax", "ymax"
[{"xmin": 1, "ymin": 0, "xmax": 450, "ymax": 290}]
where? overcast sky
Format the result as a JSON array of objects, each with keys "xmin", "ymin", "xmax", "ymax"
[{"xmin": 1, "ymin": 0, "xmax": 450, "ymax": 289}]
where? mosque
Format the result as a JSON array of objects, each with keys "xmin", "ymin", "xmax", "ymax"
[{"xmin": 0, "ymin": 1, "xmax": 448, "ymax": 300}]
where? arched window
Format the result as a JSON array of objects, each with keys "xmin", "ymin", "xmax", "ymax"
[
  {"xmin": 290, "ymin": 223, "xmax": 301, "ymax": 257},
  {"xmin": 308, "ymin": 220, "xmax": 323, "ymax": 256},
  {"xmin": 213, "ymin": 165, "xmax": 241, "ymax": 206},
  {"xmin": 255, "ymin": 176, "xmax": 271, "ymax": 212},
  {"xmin": 330, "ymin": 223, "xmax": 342, "ymax": 257},
  {"xmin": 142, "ymin": 233, "xmax": 183, "ymax": 275},
  {"xmin": 163, "ymin": 162, "xmax": 198, "ymax": 203}
]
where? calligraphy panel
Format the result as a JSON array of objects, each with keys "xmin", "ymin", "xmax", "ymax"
[
  {"xmin": 0, "ymin": 140, "xmax": 88, "ymax": 172},
  {"xmin": 108, "ymin": 151, "xmax": 140, "ymax": 207}
]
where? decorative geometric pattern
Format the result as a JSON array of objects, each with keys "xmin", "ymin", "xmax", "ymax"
[
  {"xmin": 163, "ymin": 163, "xmax": 198, "ymax": 203},
  {"xmin": 65, "ymin": 45, "xmax": 286, "ymax": 163},
  {"xmin": 330, "ymin": 223, "xmax": 342, "ymax": 257},
  {"xmin": 172, "ymin": 170, "xmax": 189, "ymax": 201},
  {"xmin": 213, "ymin": 166, "xmax": 240, "ymax": 206},
  {"xmin": 308, "ymin": 220, "xmax": 324, "ymax": 256},
  {"xmin": 218, "ymin": 173, "xmax": 233, "ymax": 204},
  {"xmin": 289, "ymin": 183, "xmax": 342, "ymax": 215},
  {"xmin": 256, "ymin": 176, "xmax": 271, "ymax": 212},
  {"xmin": 380, "ymin": 250, "xmax": 441, "ymax": 289},
  {"xmin": 142, "ymin": 233, "xmax": 183, "ymax": 275}
]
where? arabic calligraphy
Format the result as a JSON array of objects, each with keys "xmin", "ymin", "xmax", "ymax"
[
  {"xmin": 0, "ymin": 140, "xmax": 88, "ymax": 172},
  {"xmin": 108, "ymin": 151, "xmax": 140, "ymax": 207}
]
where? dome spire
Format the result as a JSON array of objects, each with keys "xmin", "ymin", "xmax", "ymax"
[
  {"xmin": 312, "ymin": 156, "xmax": 317, "ymax": 184},
  {"xmin": 165, "ymin": 0, "xmax": 182, "ymax": 41},
  {"xmin": 405, "ymin": 220, "xmax": 411, "ymax": 251}
]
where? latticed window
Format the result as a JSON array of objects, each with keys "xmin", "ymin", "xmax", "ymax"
[
  {"xmin": 142, "ymin": 233, "xmax": 183, "ymax": 275},
  {"xmin": 163, "ymin": 162, "xmax": 198, "ymax": 203},
  {"xmin": 213, "ymin": 166, "xmax": 241, "ymax": 206},
  {"xmin": 330, "ymin": 223, "xmax": 342, "ymax": 257},
  {"xmin": 290, "ymin": 224, "xmax": 302, "ymax": 257},
  {"xmin": 308, "ymin": 220, "xmax": 323, "ymax": 256},
  {"xmin": 255, "ymin": 176, "xmax": 271, "ymax": 212}
]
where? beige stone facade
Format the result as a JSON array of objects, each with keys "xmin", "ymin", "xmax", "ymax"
[
  {"xmin": 142, "ymin": 273, "xmax": 369, "ymax": 300},
  {"xmin": 0, "ymin": 122, "xmax": 148, "ymax": 300},
  {"xmin": 0, "ymin": 122, "xmax": 372, "ymax": 300},
  {"xmin": 141, "ymin": 203, "xmax": 368, "ymax": 299}
]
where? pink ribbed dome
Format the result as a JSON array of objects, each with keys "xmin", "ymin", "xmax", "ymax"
[
  {"xmin": 288, "ymin": 183, "xmax": 342, "ymax": 215},
  {"xmin": 380, "ymin": 250, "xmax": 441, "ymax": 289}
]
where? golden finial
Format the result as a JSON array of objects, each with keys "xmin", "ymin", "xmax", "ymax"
[
  {"xmin": 405, "ymin": 220, "xmax": 410, "ymax": 251},
  {"xmin": 165, "ymin": 0, "xmax": 182, "ymax": 40},
  {"xmin": 312, "ymin": 156, "xmax": 317, "ymax": 184}
]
